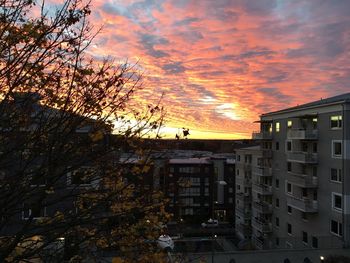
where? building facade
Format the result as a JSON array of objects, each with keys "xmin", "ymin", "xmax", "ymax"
[{"xmin": 251, "ymin": 93, "xmax": 350, "ymax": 249}]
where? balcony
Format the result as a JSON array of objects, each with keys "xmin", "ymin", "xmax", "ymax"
[
  {"xmin": 236, "ymin": 176, "xmax": 252, "ymax": 186},
  {"xmin": 286, "ymin": 195, "xmax": 318, "ymax": 213},
  {"xmin": 253, "ymin": 183, "xmax": 272, "ymax": 195},
  {"xmin": 253, "ymin": 201, "xmax": 272, "ymax": 214},
  {"xmin": 286, "ymin": 152, "xmax": 318, "ymax": 164},
  {"xmin": 287, "ymin": 129, "xmax": 318, "ymax": 140},
  {"xmin": 252, "ymin": 218, "xmax": 272, "ymax": 233},
  {"xmin": 252, "ymin": 131, "xmax": 272, "ymax": 140},
  {"xmin": 236, "ymin": 192, "xmax": 251, "ymax": 203},
  {"xmin": 236, "ymin": 223, "xmax": 252, "ymax": 236},
  {"xmin": 236, "ymin": 207, "xmax": 252, "ymax": 220},
  {"xmin": 253, "ymin": 166, "xmax": 272, "ymax": 177},
  {"xmin": 262, "ymin": 149, "xmax": 272, "ymax": 158},
  {"xmin": 287, "ymin": 172, "xmax": 318, "ymax": 188},
  {"xmin": 236, "ymin": 162, "xmax": 252, "ymax": 171}
]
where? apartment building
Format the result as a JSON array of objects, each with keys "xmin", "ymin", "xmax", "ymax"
[
  {"xmin": 235, "ymin": 146, "xmax": 261, "ymax": 241},
  {"xmin": 251, "ymin": 92, "xmax": 350, "ymax": 249},
  {"xmin": 163, "ymin": 155, "xmax": 235, "ymax": 224}
]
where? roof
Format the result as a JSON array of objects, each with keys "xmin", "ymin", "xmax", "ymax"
[
  {"xmin": 169, "ymin": 158, "xmax": 211, "ymax": 164},
  {"xmin": 262, "ymin": 92, "xmax": 350, "ymax": 117}
]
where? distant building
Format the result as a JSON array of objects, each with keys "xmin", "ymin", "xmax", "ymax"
[{"xmin": 161, "ymin": 155, "xmax": 236, "ymax": 224}]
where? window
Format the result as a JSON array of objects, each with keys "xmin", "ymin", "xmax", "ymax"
[
  {"xmin": 69, "ymin": 167, "xmax": 95, "ymax": 186},
  {"xmin": 332, "ymin": 193, "xmax": 342, "ymax": 211},
  {"xmin": 275, "ymin": 179, "xmax": 279, "ymax": 189},
  {"xmin": 22, "ymin": 203, "xmax": 46, "ymax": 219},
  {"xmin": 287, "ymin": 223, "xmax": 292, "ymax": 235},
  {"xmin": 301, "ymin": 212, "xmax": 308, "ymax": 221},
  {"xmin": 330, "ymin": 220, "xmax": 342, "ymax": 236},
  {"xmin": 237, "ymin": 169, "xmax": 240, "ymax": 176},
  {"xmin": 237, "ymin": 155, "xmax": 241, "ymax": 162},
  {"xmin": 312, "ymin": 236, "xmax": 318, "ymax": 248},
  {"xmin": 276, "ymin": 142, "xmax": 279, "ymax": 151},
  {"xmin": 313, "ymin": 143, "xmax": 317, "ymax": 153},
  {"xmin": 330, "ymin": 168, "xmax": 342, "ymax": 183},
  {"xmin": 237, "ymin": 185, "xmax": 241, "ymax": 190},
  {"xmin": 332, "ymin": 141, "xmax": 342, "ymax": 157},
  {"xmin": 312, "ymin": 118, "xmax": 318, "ymax": 129},
  {"xmin": 276, "ymin": 238, "xmax": 280, "ymax": 246},
  {"xmin": 275, "ymin": 122, "xmax": 280, "ymax": 132},
  {"xmin": 287, "ymin": 162, "xmax": 292, "ymax": 172},
  {"xmin": 287, "ymin": 120, "xmax": 292, "ymax": 128},
  {"xmin": 302, "ymin": 188, "xmax": 307, "ymax": 198},
  {"xmin": 330, "ymin": 115, "xmax": 342, "ymax": 129},
  {"xmin": 286, "ymin": 182, "xmax": 292, "ymax": 194},
  {"xmin": 287, "ymin": 205, "xmax": 292, "ymax": 214},
  {"xmin": 302, "ymin": 231, "xmax": 308, "ymax": 244},
  {"xmin": 286, "ymin": 141, "xmax": 292, "ymax": 151},
  {"xmin": 275, "ymin": 217, "xmax": 279, "ymax": 227},
  {"xmin": 275, "ymin": 198, "xmax": 280, "ymax": 208}
]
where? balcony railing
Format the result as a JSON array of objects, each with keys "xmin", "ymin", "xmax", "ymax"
[
  {"xmin": 252, "ymin": 218, "xmax": 272, "ymax": 233},
  {"xmin": 253, "ymin": 166, "xmax": 272, "ymax": 177},
  {"xmin": 253, "ymin": 183, "xmax": 272, "ymax": 195},
  {"xmin": 252, "ymin": 131, "xmax": 272, "ymax": 140},
  {"xmin": 286, "ymin": 195, "xmax": 318, "ymax": 213},
  {"xmin": 287, "ymin": 129, "xmax": 318, "ymax": 140},
  {"xmin": 253, "ymin": 201, "xmax": 273, "ymax": 214},
  {"xmin": 262, "ymin": 149, "xmax": 273, "ymax": 158},
  {"xmin": 286, "ymin": 152, "xmax": 318, "ymax": 164},
  {"xmin": 236, "ymin": 207, "xmax": 252, "ymax": 219},
  {"xmin": 236, "ymin": 162, "xmax": 252, "ymax": 170},
  {"xmin": 287, "ymin": 172, "xmax": 318, "ymax": 188},
  {"xmin": 236, "ymin": 223, "xmax": 252, "ymax": 235},
  {"xmin": 236, "ymin": 176, "xmax": 252, "ymax": 186},
  {"xmin": 236, "ymin": 192, "xmax": 251, "ymax": 202}
]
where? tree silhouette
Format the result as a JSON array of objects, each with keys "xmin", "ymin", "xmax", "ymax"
[{"xmin": 0, "ymin": 0, "xmax": 169, "ymax": 262}]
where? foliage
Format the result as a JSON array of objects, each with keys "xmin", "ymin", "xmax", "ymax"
[{"xmin": 0, "ymin": 0, "xmax": 169, "ymax": 262}]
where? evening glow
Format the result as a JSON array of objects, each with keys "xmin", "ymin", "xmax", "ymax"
[{"xmin": 83, "ymin": 0, "xmax": 350, "ymax": 139}]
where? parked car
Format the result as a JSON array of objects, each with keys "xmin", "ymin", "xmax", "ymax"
[{"xmin": 201, "ymin": 219, "xmax": 219, "ymax": 228}]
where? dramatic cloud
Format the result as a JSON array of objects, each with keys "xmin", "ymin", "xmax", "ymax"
[{"xmin": 79, "ymin": 0, "xmax": 350, "ymax": 138}]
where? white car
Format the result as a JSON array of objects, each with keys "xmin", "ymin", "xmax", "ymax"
[
  {"xmin": 201, "ymin": 219, "xmax": 219, "ymax": 228},
  {"xmin": 157, "ymin": 235, "xmax": 174, "ymax": 250}
]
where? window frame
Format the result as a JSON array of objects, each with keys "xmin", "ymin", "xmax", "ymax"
[
  {"xmin": 330, "ymin": 115, "xmax": 342, "ymax": 129},
  {"xmin": 330, "ymin": 168, "xmax": 342, "ymax": 183},
  {"xmin": 332, "ymin": 140, "xmax": 342, "ymax": 158},
  {"xmin": 332, "ymin": 192, "xmax": 342, "ymax": 212},
  {"xmin": 330, "ymin": 219, "xmax": 343, "ymax": 237}
]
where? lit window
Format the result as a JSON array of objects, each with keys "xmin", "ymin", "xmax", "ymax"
[
  {"xmin": 275, "ymin": 122, "xmax": 280, "ymax": 132},
  {"xmin": 332, "ymin": 141, "xmax": 342, "ymax": 158},
  {"xmin": 330, "ymin": 220, "xmax": 342, "ymax": 236},
  {"xmin": 287, "ymin": 120, "xmax": 292, "ymax": 128},
  {"xmin": 330, "ymin": 115, "xmax": 342, "ymax": 129}
]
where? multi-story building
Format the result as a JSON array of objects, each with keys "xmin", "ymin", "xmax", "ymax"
[
  {"xmin": 252, "ymin": 92, "xmax": 350, "ymax": 249},
  {"xmin": 235, "ymin": 146, "xmax": 260, "ymax": 240},
  {"xmin": 162, "ymin": 155, "xmax": 235, "ymax": 224}
]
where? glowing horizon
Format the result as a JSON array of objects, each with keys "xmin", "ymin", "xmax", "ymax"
[{"xmin": 53, "ymin": 0, "xmax": 350, "ymax": 139}]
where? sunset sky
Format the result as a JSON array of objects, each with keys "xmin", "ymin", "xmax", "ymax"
[{"xmin": 67, "ymin": 0, "xmax": 350, "ymax": 139}]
